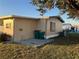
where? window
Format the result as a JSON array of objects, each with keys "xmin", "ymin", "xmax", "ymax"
[
  {"xmin": 6, "ymin": 23, "xmax": 11, "ymax": 28},
  {"xmin": 50, "ymin": 22, "xmax": 55, "ymax": 32}
]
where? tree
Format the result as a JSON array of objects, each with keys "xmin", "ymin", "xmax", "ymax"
[
  {"xmin": 56, "ymin": 0, "xmax": 79, "ymax": 19},
  {"xmin": 32, "ymin": 0, "xmax": 56, "ymax": 16},
  {"xmin": 32, "ymin": 0, "xmax": 79, "ymax": 18}
]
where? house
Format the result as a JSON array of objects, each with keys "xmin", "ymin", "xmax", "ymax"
[
  {"xmin": 63, "ymin": 23, "xmax": 72, "ymax": 31},
  {"xmin": 0, "ymin": 15, "xmax": 64, "ymax": 42},
  {"xmin": 72, "ymin": 25, "xmax": 79, "ymax": 32}
]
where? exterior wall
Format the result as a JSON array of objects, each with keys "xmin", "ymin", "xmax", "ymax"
[
  {"xmin": 3, "ymin": 18, "xmax": 14, "ymax": 36},
  {"xmin": 0, "ymin": 19, "xmax": 3, "ymax": 25},
  {"xmin": 0, "ymin": 26, "xmax": 3, "ymax": 33},
  {"xmin": 46, "ymin": 18, "xmax": 63, "ymax": 36},
  {"xmin": 36, "ymin": 17, "xmax": 63, "ymax": 36},
  {"xmin": 14, "ymin": 18, "xmax": 38, "ymax": 41},
  {"xmin": 36, "ymin": 18, "xmax": 47, "ymax": 32},
  {"xmin": 0, "ymin": 19, "xmax": 3, "ymax": 33}
]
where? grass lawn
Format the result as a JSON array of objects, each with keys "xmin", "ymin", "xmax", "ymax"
[
  {"xmin": 0, "ymin": 32, "xmax": 79, "ymax": 59},
  {"xmin": 52, "ymin": 32, "xmax": 79, "ymax": 45}
]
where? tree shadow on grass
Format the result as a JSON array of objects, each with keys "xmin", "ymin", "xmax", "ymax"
[{"xmin": 49, "ymin": 36, "xmax": 79, "ymax": 46}]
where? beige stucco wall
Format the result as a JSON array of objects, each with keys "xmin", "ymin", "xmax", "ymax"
[
  {"xmin": 3, "ymin": 18, "xmax": 14, "ymax": 36},
  {"xmin": 0, "ymin": 19, "xmax": 3, "ymax": 33},
  {"xmin": 0, "ymin": 26, "xmax": 3, "ymax": 33},
  {"xmin": 0, "ymin": 19, "xmax": 3, "ymax": 25},
  {"xmin": 14, "ymin": 18, "xmax": 38, "ymax": 41},
  {"xmin": 35, "ymin": 17, "xmax": 63, "ymax": 36},
  {"xmin": 46, "ymin": 18, "xmax": 63, "ymax": 36},
  {"xmin": 36, "ymin": 18, "xmax": 47, "ymax": 32}
]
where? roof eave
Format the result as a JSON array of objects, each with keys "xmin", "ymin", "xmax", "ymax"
[{"xmin": 49, "ymin": 16, "xmax": 64, "ymax": 23}]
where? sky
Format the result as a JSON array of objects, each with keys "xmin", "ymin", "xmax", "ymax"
[{"xmin": 0, "ymin": 0, "xmax": 79, "ymax": 25}]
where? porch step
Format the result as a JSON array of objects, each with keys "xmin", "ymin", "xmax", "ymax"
[{"xmin": 45, "ymin": 34, "xmax": 59, "ymax": 39}]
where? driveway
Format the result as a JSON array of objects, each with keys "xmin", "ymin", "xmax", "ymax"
[{"xmin": 19, "ymin": 39, "xmax": 54, "ymax": 47}]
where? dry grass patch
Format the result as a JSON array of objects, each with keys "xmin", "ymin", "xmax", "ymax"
[
  {"xmin": 0, "ymin": 43, "xmax": 79, "ymax": 59},
  {"xmin": 0, "ymin": 32, "xmax": 79, "ymax": 59}
]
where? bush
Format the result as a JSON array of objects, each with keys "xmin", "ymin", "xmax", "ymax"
[{"xmin": 0, "ymin": 33, "xmax": 11, "ymax": 42}]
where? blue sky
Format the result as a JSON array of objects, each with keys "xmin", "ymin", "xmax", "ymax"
[{"xmin": 0, "ymin": 0, "xmax": 79, "ymax": 25}]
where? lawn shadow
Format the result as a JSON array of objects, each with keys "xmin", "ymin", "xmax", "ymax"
[{"xmin": 49, "ymin": 36, "xmax": 79, "ymax": 46}]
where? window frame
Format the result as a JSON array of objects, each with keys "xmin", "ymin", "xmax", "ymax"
[{"xmin": 50, "ymin": 22, "xmax": 56, "ymax": 32}]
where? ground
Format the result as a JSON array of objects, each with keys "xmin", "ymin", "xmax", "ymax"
[{"xmin": 0, "ymin": 32, "xmax": 79, "ymax": 59}]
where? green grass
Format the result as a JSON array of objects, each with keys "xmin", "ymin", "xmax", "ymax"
[
  {"xmin": 0, "ymin": 32, "xmax": 79, "ymax": 59},
  {"xmin": 68, "ymin": 32, "xmax": 79, "ymax": 37},
  {"xmin": 52, "ymin": 32, "xmax": 79, "ymax": 45}
]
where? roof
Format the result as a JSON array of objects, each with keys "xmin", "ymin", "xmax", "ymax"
[
  {"xmin": 49, "ymin": 16, "xmax": 64, "ymax": 23},
  {"xmin": 63, "ymin": 23, "xmax": 72, "ymax": 25},
  {"xmin": 63, "ymin": 23, "xmax": 72, "ymax": 26},
  {"xmin": 0, "ymin": 15, "xmax": 40, "ymax": 20},
  {"xmin": 0, "ymin": 15, "xmax": 64, "ymax": 23}
]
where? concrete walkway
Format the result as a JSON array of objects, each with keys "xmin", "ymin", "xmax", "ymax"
[{"xmin": 19, "ymin": 39, "xmax": 54, "ymax": 47}]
